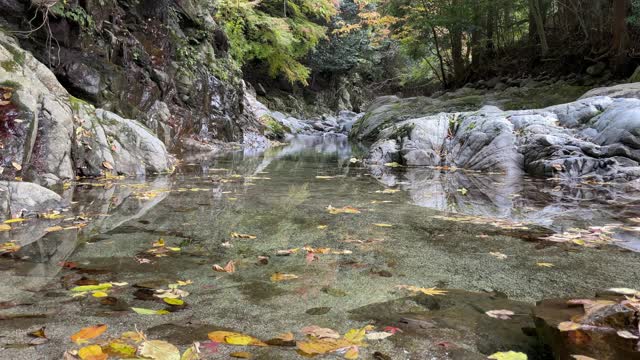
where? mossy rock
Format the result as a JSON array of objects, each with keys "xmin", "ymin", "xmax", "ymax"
[{"xmin": 260, "ymin": 114, "xmax": 291, "ymax": 140}]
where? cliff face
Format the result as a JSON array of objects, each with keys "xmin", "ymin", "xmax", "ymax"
[{"xmin": 1, "ymin": 0, "xmax": 261, "ymax": 150}]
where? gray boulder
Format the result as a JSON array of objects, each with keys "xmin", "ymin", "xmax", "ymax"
[
  {"xmin": 0, "ymin": 181, "xmax": 63, "ymax": 217},
  {"xmin": 580, "ymin": 83, "xmax": 640, "ymax": 100}
]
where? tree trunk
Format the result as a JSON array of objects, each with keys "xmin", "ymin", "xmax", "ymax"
[
  {"xmin": 451, "ymin": 29, "xmax": 465, "ymax": 85},
  {"xmin": 529, "ymin": 0, "xmax": 549, "ymax": 55},
  {"xmin": 612, "ymin": 0, "xmax": 629, "ymax": 55},
  {"xmin": 431, "ymin": 25, "xmax": 448, "ymax": 88}
]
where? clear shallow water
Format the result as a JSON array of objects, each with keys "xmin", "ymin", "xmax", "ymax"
[{"xmin": 1, "ymin": 135, "xmax": 640, "ymax": 359}]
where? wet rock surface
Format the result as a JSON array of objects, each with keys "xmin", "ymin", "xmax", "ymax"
[
  {"xmin": 354, "ymin": 86, "xmax": 640, "ymax": 181},
  {"xmin": 0, "ymin": 181, "xmax": 63, "ymax": 217},
  {"xmin": 0, "ymin": 33, "xmax": 174, "ymax": 185}
]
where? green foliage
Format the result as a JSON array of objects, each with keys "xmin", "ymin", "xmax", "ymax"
[
  {"xmin": 216, "ymin": 0, "xmax": 337, "ymax": 84},
  {"xmin": 50, "ymin": 3, "xmax": 95, "ymax": 30}
]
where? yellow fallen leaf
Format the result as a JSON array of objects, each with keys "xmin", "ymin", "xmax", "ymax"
[
  {"xmin": 164, "ymin": 298, "xmax": 184, "ymax": 306},
  {"xmin": 0, "ymin": 224, "xmax": 11, "ymax": 231},
  {"xmin": 344, "ymin": 346, "xmax": 359, "ymax": 359},
  {"xmin": 207, "ymin": 331, "xmax": 266, "ymax": 346},
  {"xmin": 92, "ymin": 291, "xmax": 108, "ymax": 298},
  {"xmin": 11, "ymin": 161, "xmax": 22, "ymax": 171},
  {"xmin": 71, "ymin": 283, "xmax": 113, "ymax": 292},
  {"xmin": 181, "ymin": 344, "xmax": 200, "ymax": 360},
  {"xmin": 373, "ymin": 223, "xmax": 393, "ymax": 228},
  {"xmin": 558, "ymin": 321, "xmax": 582, "ymax": 332},
  {"xmin": 231, "ymin": 232, "xmax": 256, "ymax": 239},
  {"xmin": 71, "ymin": 324, "xmax": 108, "ymax": 344},
  {"xmin": 270, "ymin": 273, "xmax": 299, "ymax": 282},
  {"xmin": 275, "ymin": 332, "xmax": 295, "ymax": 342},
  {"xmin": 327, "ymin": 206, "xmax": 361, "ymax": 215},
  {"xmin": 3, "ymin": 218, "xmax": 26, "ymax": 224},
  {"xmin": 108, "ymin": 340, "xmax": 137, "ymax": 358},
  {"xmin": 344, "ymin": 326, "xmax": 373, "ymax": 344},
  {"xmin": 131, "ymin": 307, "xmax": 170, "ymax": 315},
  {"xmin": 45, "ymin": 225, "xmax": 64, "ymax": 233},
  {"xmin": 375, "ymin": 189, "xmax": 400, "ymax": 194},
  {"xmin": 537, "ymin": 262, "xmax": 554, "ymax": 268},
  {"xmin": 487, "ymin": 351, "xmax": 528, "ymax": 360},
  {"xmin": 317, "ymin": 225, "xmax": 328, "ymax": 230},
  {"xmin": 397, "ymin": 285, "xmax": 447, "ymax": 296},
  {"xmin": 384, "ymin": 162, "xmax": 401, "ymax": 168},
  {"xmin": 102, "ymin": 161, "xmax": 114, "ymax": 170},
  {"xmin": 297, "ymin": 338, "xmax": 352, "ymax": 356},
  {"xmin": 138, "ymin": 340, "xmax": 180, "ymax": 360},
  {"xmin": 78, "ymin": 344, "xmax": 107, "ymax": 360},
  {"xmin": 316, "ymin": 176, "xmax": 335, "ymax": 179}
]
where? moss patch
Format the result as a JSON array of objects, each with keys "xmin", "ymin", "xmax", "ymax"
[{"xmin": 260, "ymin": 114, "xmax": 291, "ymax": 140}]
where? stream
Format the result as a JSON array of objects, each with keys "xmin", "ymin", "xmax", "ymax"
[{"xmin": 1, "ymin": 135, "xmax": 640, "ymax": 359}]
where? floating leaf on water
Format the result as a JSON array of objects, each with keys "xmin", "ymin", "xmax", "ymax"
[
  {"xmin": 138, "ymin": 340, "xmax": 180, "ymax": 360},
  {"xmin": 230, "ymin": 351, "xmax": 252, "ymax": 359},
  {"xmin": 384, "ymin": 162, "xmax": 401, "ymax": 168},
  {"xmin": 397, "ymin": 285, "xmax": 447, "ymax": 296},
  {"xmin": 270, "ymin": 272, "xmax": 299, "ymax": 282},
  {"xmin": 607, "ymin": 288, "xmax": 640, "ymax": 296},
  {"xmin": 317, "ymin": 225, "xmax": 328, "ymax": 230},
  {"xmin": 71, "ymin": 324, "xmax": 107, "ymax": 344},
  {"xmin": 344, "ymin": 326, "xmax": 373, "ymax": 344},
  {"xmin": 0, "ymin": 224, "xmax": 11, "ymax": 231},
  {"xmin": 71, "ymin": 283, "xmax": 113, "ymax": 292},
  {"xmin": 78, "ymin": 344, "xmax": 107, "ymax": 360},
  {"xmin": 212, "ymin": 260, "xmax": 236, "ymax": 273},
  {"xmin": 27, "ymin": 327, "xmax": 47, "ymax": 339},
  {"xmin": 0, "ymin": 241, "xmax": 21, "ymax": 254},
  {"xmin": 365, "ymin": 331, "xmax": 394, "ymax": 340},
  {"xmin": 164, "ymin": 298, "xmax": 185, "ymax": 306},
  {"xmin": 131, "ymin": 307, "xmax": 170, "ymax": 315},
  {"xmin": 327, "ymin": 206, "xmax": 361, "ymax": 215},
  {"xmin": 316, "ymin": 176, "xmax": 335, "ymax": 180},
  {"xmin": 45, "ymin": 225, "xmax": 64, "ymax": 233},
  {"xmin": 485, "ymin": 310, "xmax": 515, "ymax": 320},
  {"xmin": 3, "ymin": 218, "xmax": 26, "ymax": 224},
  {"xmin": 296, "ymin": 338, "xmax": 352, "ymax": 356},
  {"xmin": 537, "ymin": 262, "xmax": 554, "ymax": 268},
  {"xmin": 301, "ymin": 326, "xmax": 340, "ymax": 339},
  {"xmin": 207, "ymin": 331, "xmax": 266, "ymax": 346},
  {"xmin": 617, "ymin": 330, "xmax": 639, "ymax": 339},
  {"xmin": 487, "ymin": 351, "xmax": 528, "ymax": 360},
  {"xmin": 373, "ymin": 223, "xmax": 393, "ymax": 228},
  {"xmin": 231, "ymin": 232, "xmax": 256, "ymax": 239},
  {"xmin": 558, "ymin": 321, "xmax": 582, "ymax": 332},
  {"xmin": 375, "ymin": 189, "xmax": 399, "ymax": 194},
  {"xmin": 91, "ymin": 291, "xmax": 109, "ymax": 298}
]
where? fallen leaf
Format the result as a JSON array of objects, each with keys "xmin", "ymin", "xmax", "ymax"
[
  {"xmin": 71, "ymin": 283, "xmax": 113, "ymax": 292},
  {"xmin": 301, "ymin": 326, "xmax": 340, "ymax": 339},
  {"xmin": 317, "ymin": 225, "xmax": 328, "ymax": 230},
  {"xmin": 327, "ymin": 206, "xmax": 361, "ymax": 215},
  {"xmin": 457, "ymin": 188, "xmax": 468, "ymax": 196},
  {"xmin": 107, "ymin": 340, "xmax": 137, "ymax": 358},
  {"xmin": 316, "ymin": 176, "xmax": 335, "ymax": 180},
  {"xmin": 570, "ymin": 356, "xmax": 598, "ymax": 360},
  {"xmin": 0, "ymin": 224, "xmax": 11, "ymax": 231},
  {"xmin": 102, "ymin": 161, "xmax": 114, "ymax": 170},
  {"xmin": 384, "ymin": 162, "xmax": 401, "ymax": 168},
  {"xmin": 71, "ymin": 324, "xmax": 108, "ymax": 344},
  {"xmin": 344, "ymin": 326, "xmax": 373, "ymax": 344},
  {"xmin": 138, "ymin": 340, "xmax": 180, "ymax": 360},
  {"xmin": 45, "ymin": 225, "xmax": 64, "ymax": 233},
  {"xmin": 276, "ymin": 248, "xmax": 299, "ymax": 256},
  {"xmin": 397, "ymin": 285, "xmax": 448, "ymax": 296},
  {"xmin": 212, "ymin": 260, "xmax": 236, "ymax": 273},
  {"xmin": 3, "ymin": 218, "xmax": 26, "ymax": 224},
  {"xmin": 489, "ymin": 252, "xmax": 508, "ymax": 260},
  {"xmin": 164, "ymin": 298, "xmax": 185, "ymax": 306},
  {"xmin": 92, "ymin": 291, "xmax": 109, "ymax": 298},
  {"xmin": 131, "ymin": 307, "xmax": 170, "ymax": 315},
  {"xmin": 343, "ymin": 346, "xmax": 359, "ymax": 359},
  {"xmin": 231, "ymin": 232, "xmax": 257, "ymax": 239},
  {"xmin": 375, "ymin": 189, "xmax": 400, "ymax": 194},
  {"xmin": 485, "ymin": 309, "xmax": 515, "ymax": 320},
  {"xmin": 230, "ymin": 351, "xmax": 252, "ymax": 358},
  {"xmin": 365, "ymin": 331, "xmax": 393, "ymax": 340},
  {"xmin": 373, "ymin": 223, "xmax": 393, "ymax": 228},
  {"xmin": 558, "ymin": 321, "xmax": 582, "ymax": 332},
  {"xmin": 617, "ymin": 330, "xmax": 639, "ymax": 339},
  {"xmin": 207, "ymin": 331, "xmax": 266, "ymax": 346},
  {"xmin": 0, "ymin": 242, "xmax": 20, "ymax": 254},
  {"xmin": 537, "ymin": 262, "xmax": 554, "ymax": 268},
  {"xmin": 270, "ymin": 273, "xmax": 299, "ymax": 282},
  {"xmin": 488, "ymin": 351, "xmax": 528, "ymax": 360},
  {"xmin": 297, "ymin": 338, "xmax": 352, "ymax": 356},
  {"xmin": 275, "ymin": 332, "xmax": 295, "ymax": 342},
  {"xmin": 607, "ymin": 288, "xmax": 640, "ymax": 296},
  {"xmin": 78, "ymin": 344, "xmax": 107, "ymax": 360},
  {"xmin": 27, "ymin": 327, "xmax": 47, "ymax": 339},
  {"xmin": 180, "ymin": 343, "xmax": 200, "ymax": 360},
  {"xmin": 11, "ymin": 162, "xmax": 22, "ymax": 171}
]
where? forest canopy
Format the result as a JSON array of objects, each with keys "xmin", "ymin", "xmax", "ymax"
[{"xmin": 215, "ymin": 0, "xmax": 640, "ymax": 88}]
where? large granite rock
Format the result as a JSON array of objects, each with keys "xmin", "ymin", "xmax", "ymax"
[
  {"xmin": 0, "ymin": 181, "xmax": 63, "ymax": 217},
  {"xmin": 355, "ymin": 86, "xmax": 640, "ymax": 181},
  {"xmin": 0, "ymin": 33, "xmax": 174, "ymax": 185}
]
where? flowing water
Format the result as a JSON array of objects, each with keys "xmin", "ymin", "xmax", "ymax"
[{"xmin": 1, "ymin": 135, "xmax": 640, "ymax": 359}]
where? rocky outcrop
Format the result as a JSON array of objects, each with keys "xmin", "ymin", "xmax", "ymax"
[
  {"xmin": 354, "ymin": 86, "xmax": 640, "ymax": 181},
  {"xmin": 580, "ymin": 82, "xmax": 640, "ymax": 100},
  {"xmin": 0, "ymin": 33, "xmax": 174, "ymax": 186},
  {"xmin": 0, "ymin": 181, "xmax": 63, "ymax": 217},
  {"xmin": 0, "ymin": 0, "xmax": 262, "ymax": 150}
]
